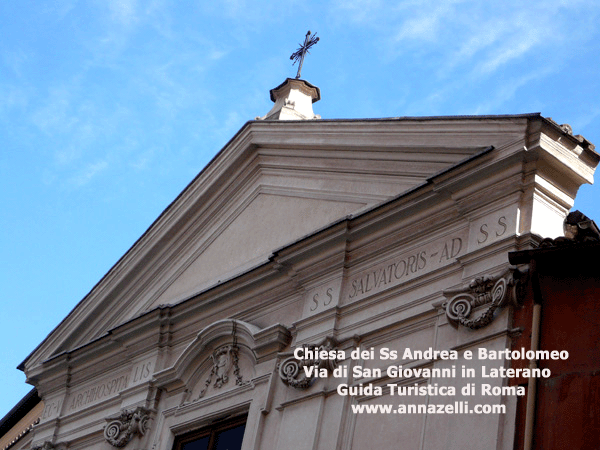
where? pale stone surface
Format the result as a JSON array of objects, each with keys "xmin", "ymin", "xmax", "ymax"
[
  {"xmin": 350, "ymin": 388, "xmax": 426, "ymax": 450},
  {"xmin": 156, "ymin": 193, "xmax": 362, "ymax": 304},
  {"xmin": 17, "ymin": 104, "xmax": 599, "ymax": 450},
  {"xmin": 467, "ymin": 205, "xmax": 515, "ymax": 253},
  {"xmin": 258, "ymin": 78, "xmax": 321, "ymax": 121},
  {"xmin": 302, "ymin": 278, "xmax": 342, "ymax": 318}
]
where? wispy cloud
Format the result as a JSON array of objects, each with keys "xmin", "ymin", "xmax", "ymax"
[
  {"xmin": 393, "ymin": 1, "xmax": 458, "ymax": 43},
  {"xmin": 333, "ymin": 0, "xmax": 599, "ymax": 79},
  {"xmin": 0, "ymin": 84, "xmax": 29, "ymax": 116},
  {"xmin": 470, "ymin": 68, "xmax": 553, "ymax": 114},
  {"xmin": 330, "ymin": 0, "xmax": 387, "ymax": 25},
  {"xmin": 32, "ymin": 86, "xmax": 79, "ymax": 138},
  {"xmin": 39, "ymin": 0, "xmax": 78, "ymax": 20},
  {"xmin": 69, "ymin": 159, "xmax": 109, "ymax": 186},
  {"xmin": 327, "ymin": 0, "xmax": 600, "ymax": 113},
  {"xmin": 2, "ymin": 48, "xmax": 30, "ymax": 78},
  {"xmin": 107, "ymin": 0, "xmax": 138, "ymax": 26}
]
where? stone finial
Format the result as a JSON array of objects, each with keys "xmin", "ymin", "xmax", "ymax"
[{"xmin": 257, "ymin": 78, "xmax": 321, "ymax": 121}]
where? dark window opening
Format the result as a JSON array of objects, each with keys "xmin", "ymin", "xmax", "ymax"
[{"xmin": 173, "ymin": 416, "xmax": 246, "ymax": 450}]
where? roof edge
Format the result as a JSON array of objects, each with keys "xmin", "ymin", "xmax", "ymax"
[{"xmin": 0, "ymin": 389, "xmax": 40, "ymax": 436}]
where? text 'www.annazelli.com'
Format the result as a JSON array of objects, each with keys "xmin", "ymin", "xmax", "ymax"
[{"xmin": 351, "ymin": 402, "xmax": 506, "ymax": 414}]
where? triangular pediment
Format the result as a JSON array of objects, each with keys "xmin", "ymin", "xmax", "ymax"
[
  {"xmin": 149, "ymin": 191, "xmax": 366, "ymax": 308},
  {"xmin": 22, "ymin": 116, "xmax": 539, "ymax": 372}
]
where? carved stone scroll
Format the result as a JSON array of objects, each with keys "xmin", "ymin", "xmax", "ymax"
[
  {"xmin": 443, "ymin": 269, "xmax": 523, "ymax": 329},
  {"xmin": 279, "ymin": 337, "xmax": 339, "ymax": 389},
  {"xmin": 104, "ymin": 407, "xmax": 152, "ymax": 448}
]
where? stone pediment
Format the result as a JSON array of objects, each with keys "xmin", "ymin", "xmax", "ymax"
[
  {"xmin": 21, "ymin": 114, "xmax": 594, "ymax": 374},
  {"xmin": 149, "ymin": 191, "xmax": 365, "ymax": 307}
]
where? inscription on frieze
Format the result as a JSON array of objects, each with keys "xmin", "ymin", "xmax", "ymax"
[
  {"xmin": 303, "ymin": 279, "xmax": 342, "ymax": 317},
  {"xmin": 67, "ymin": 360, "xmax": 153, "ymax": 413},
  {"xmin": 41, "ymin": 399, "xmax": 62, "ymax": 421},
  {"xmin": 476, "ymin": 216, "xmax": 508, "ymax": 244},
  {"xmin": 69, "ymin": 373, "xmax": 130, "ymax": 412},
  {"xmin": 132, "ymin": 360, "xmax": 152, "ymax": 383},
  {"xmin": 468, "ymin": 208, "xmax": 516, "ymax": 251},
  {"xmin": 310, "ymin": 287, "xmax": 334, "ymax": 311},
  {"xmin": 346, "ymin": 231, "xmax": 467, "ymax": 301}
]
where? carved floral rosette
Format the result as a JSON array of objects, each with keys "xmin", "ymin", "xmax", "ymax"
[
  {"xmin": 104, "ymin": 407, "xmax": 152, "ymax": 448},
  {"xmin": 279, "ymin": 337, "xmax": 339, "ymax": 389},
  {"xmin": 443, "ymin": 269, "xmax": 523, "ymax": 329}
]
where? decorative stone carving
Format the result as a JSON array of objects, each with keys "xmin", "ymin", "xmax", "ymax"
[
  {"xmin": 32, "ymin": 442, "xmax": 67, "ymax": 450},
  {"xmin": 443, "ymin": 269, "xmax": 523, "ymax": 329},
  {"xmin": 104, "ymin": 407, "xmax": 152, "ymax": 448},
  {"xmin": 559, "ymin": 123, "xmax": 573, "ymax": 135},
  {"xmin": 196, "ymin": 344, "xmax": 244, "ymax": 399},
  {"xmin": 278, "ymin": 357, "xmax": 312, "ymax": 389},
  {"xmin": 540, "ymin": 210, "xmax": 600, "ymax": 247},
  {"xmin": 279, "ymin": 337, "xmax": 339, "ymax": 389}
]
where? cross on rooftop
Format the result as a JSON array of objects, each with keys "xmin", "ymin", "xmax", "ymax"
[{"xmin": 290, "ymin": 31, "xmax": 319, "ymax": 79}]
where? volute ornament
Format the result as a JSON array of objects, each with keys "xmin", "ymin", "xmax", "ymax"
[
  {"xmin": 443, "ymin": 269, "xmax": 523, "ymax": 329},
  {"xmin": 279, "ymin": 337, "xmax": 339, "ymax": 389},
  {"xmin": 103, "ymin": 407, "xmax": 152, "ymax": 448}
]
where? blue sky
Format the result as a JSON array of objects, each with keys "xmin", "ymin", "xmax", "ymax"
[{"xmin": 1, "ymin": 1, "xmax": 599, "ymax": 418}]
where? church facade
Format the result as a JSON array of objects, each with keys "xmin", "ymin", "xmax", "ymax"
[{"xmin": 9, "ymin": 79, "xmax": 600, "ymax": 450}]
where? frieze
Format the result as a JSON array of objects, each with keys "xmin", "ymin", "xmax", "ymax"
[
  {"xmin": 67, "ymin": 360, "xmax": 153, "ymax": 413},
  {"xmin": 40, "ymin": 399, "xmax": 61, "ymax": 421},
  {"xmin": 104, "ymin": 407, "xmax": 152, "ymax": 448},
  {"xmin": 68, "ymin": 374, "xmax": 129, "ymax": 412},
  {"xmin": 442, "ymin": 268, "xmax": 524, "ymax": 329},
  {"xmin": 303, "ymin": 279, "xmax": 342, "ymax": 317},
  {"xmin": 279, "ymin": 337, "xmax": 340, "ymax": 389},
  {"xmin": 346, "ymin": 232, "xmax": 467, "ymax": 302}
]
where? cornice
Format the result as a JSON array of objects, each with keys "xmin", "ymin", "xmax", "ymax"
[{"xmin": 21, "ymin": 114, "xmax": 596, "ymax": 378}]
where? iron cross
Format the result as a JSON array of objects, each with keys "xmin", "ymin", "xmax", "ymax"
[{"xmin": 290, "ymin": 31, "xmax": 319, "ymax": 79}]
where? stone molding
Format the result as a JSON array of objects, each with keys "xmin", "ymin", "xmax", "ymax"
[
  {"xmin": 103, "ymin": 407, "xmax": 152, "ymax": 448},
  {"xmin": 31, "ymin": 442, "xmax": 67, "ymax": 450},
  {"xmin": 21, "ymin": 113, "xmax": 599, "ymax": 377},
  {"xmin": 442, "ymin": 268, "xmax": 524, "ymax": 329},
  {"xmin": 279, "ymin": 337, "xmax": 339, "ymax": 389},
  {"xmin": 151, "ymin": 319, "xmax": 289, "ymax": 406}
]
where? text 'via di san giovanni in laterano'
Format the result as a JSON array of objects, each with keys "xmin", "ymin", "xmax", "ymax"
[{"xmin": 294, "ymin": 346, "xmax": 569, "ymax": 398}]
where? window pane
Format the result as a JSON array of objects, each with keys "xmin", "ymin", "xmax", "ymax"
[
  {"xmin": 213, "ymin": 423, "xmax": 246, "ymax": 450},
  {"xmin": 181, "ymin": 436, "xmax": 210, "ymax": 450}
]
